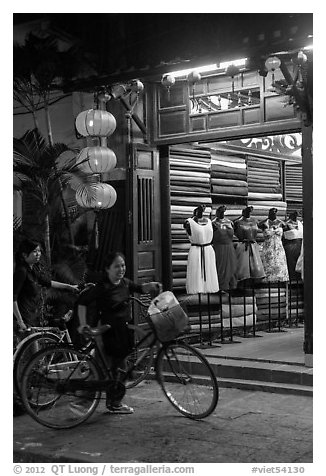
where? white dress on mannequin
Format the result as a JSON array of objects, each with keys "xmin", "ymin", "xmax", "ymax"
[{"xmin": 185, "ymin": 218, "xmax": 219, "ymax": 294}]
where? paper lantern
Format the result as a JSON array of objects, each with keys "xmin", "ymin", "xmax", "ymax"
[
  {"xmin": 187, "ymin": 71, "xmax": 201, "ymax": 84},
  {"xmin": 161, "ymin": 74, "xmax": 175, "ymax": 88},
  {"xmin": 75, "ymin": 109, "xmax": 116, "ymax": 137},
  {"xmin": 76, "ymin": 146, "xmax": 117, "ymax": 174},
  {"xmin": 265, "ymin": 56, "xmax": 281, "ymax": 84},
  {"xmin": 129, "ymin": 79, "xmax": 144, "ymax": 94},
  {"xmin": 264, "ymin": 56, "xmax": 281, "ymax": 72},
  {"xmin": 293, "ymin": 51, "xmax": 308, "ymax": 66},
  {"xmin": 76, "ymin": 183, "xmax": 117, "ymax": 210},
  {"xmin": 161, "ymin": 74, "xmax": 175, "ymax": 101}
]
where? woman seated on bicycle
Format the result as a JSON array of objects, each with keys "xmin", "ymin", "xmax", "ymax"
[{"xmin": 77, "ymin": 251, "xmax": 162, "ymax": 415}]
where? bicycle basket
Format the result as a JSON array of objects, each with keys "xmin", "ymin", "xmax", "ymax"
[{"xmin": 149, "ymin": 304, "xmax": 189, "ymax": 342}]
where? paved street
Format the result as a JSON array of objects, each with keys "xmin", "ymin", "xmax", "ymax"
[{"xmin": 14, "ymin": 380, "xmax": 312, "ymax": 464}]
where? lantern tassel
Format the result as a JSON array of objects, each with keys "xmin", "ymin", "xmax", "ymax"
[{"xmin": 94, "ymin": 212, "xmax": 99, "ymax": 250}]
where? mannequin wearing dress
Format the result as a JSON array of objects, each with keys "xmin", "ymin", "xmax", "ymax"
[
  {"xmin": 212, "ymin": 205, "xmax": 237, "ymax": 291},
  {"xmin": 233, "ymin": 206, "xmax": 265, "ymax": 282},
  {"xmin": 282, "ymin": 211, "xmax": 303, "ymax": 280},
  {"xmin": 258, "ymin": 208, "xmax": 289, "ymax": 282},
  {"xmin": 183, "ymin": 205, "xmax": 219, "ymax": 294}
]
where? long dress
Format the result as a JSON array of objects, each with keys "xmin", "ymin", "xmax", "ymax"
[
  {"xmin": 185, "ymin": 218, "xmax": 219, "ymax": 294},
  {"xmin": 260, "ymin": 219, "xmax": 289, "ymax": 282},
  {"xmin": 282, "ymin": 220, "xmax": 303, "ymax": 280},
  {"xmin": 234, "ymin": 217, "xmax": 265, "ymax": 281},
  {"xmin": 212, "ymin": 218, "xmax": 237, "ymax": 291}
]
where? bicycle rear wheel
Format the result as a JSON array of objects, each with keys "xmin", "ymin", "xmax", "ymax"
[
  {"xmin": 156, "ymin": 341, "xmax": 219, "ymax": 419},
  {"xmin": 13, "ymin": 332, "xmax": 61, "ymax": 396},
  {"xmin": 125, "ymin": 345, "xmax": 155, "ymax": 389},
  {"xmin": 20, "ymin": 345, "xmax": 102, "ymax": 429}
]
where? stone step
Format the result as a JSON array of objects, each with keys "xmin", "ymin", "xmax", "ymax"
[
  {"xmin": 216, "ymin": 377, "xmax": 312, "ymax": 397},
  {"xmin": 205, "ymin": 357, "xmax": 313, "ymax": 387},
  {"xmin": 158, "ymin": 372, "xmax": 312, "ymax": 397}
]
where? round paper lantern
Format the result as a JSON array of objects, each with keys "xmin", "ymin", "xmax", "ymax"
[
  {"xmin": 187, "ymin": 71, "xmax": 201, "ymax": 84},
  {"xmin": 293, "ymin": 50, "xmax": 308, "ymax": 66},
  {"xmin": 161, "ymin": 74, "xmax": 175, "ymax": 88},
  {"xmin": 225, "ymin": 64, "xmax": 240, "ymax": 78},
  {"xmin": 76, "ymin": 183, "xmax": 117, "ymax": 210},
  {"xmin": 75, "ymin": 109, "xmax": 116, "ymax": 137},
  {"xmin": 265, "ymin": 56, "xmax": 281, "ymax": 72},
  {"xmin": 130, "ymin": 79, "xmax": 144, "ymax": 94},
  {"xmin": 76, "ymin": 146, "xmax": 117, "ymax": 174}
]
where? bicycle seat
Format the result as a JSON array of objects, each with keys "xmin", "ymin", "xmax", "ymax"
[{"xmin": 81, "ymin": 324, "xmax": 111, "ymax": 337}]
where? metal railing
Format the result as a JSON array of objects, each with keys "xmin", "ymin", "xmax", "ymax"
[{"xmin": 176, "ymin": 279, "xmax": 304, "ymax": 347}]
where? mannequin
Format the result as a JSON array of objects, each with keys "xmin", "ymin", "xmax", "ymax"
[
  {"xmin": 258, "ymin": 208, "xmax": 289, "ymax": 282},
  {"xmin": 184, "ymin": 204, "xmax": 219, "ymax": 294},
  {"xmin": 233, "ymin": 206, "xmax": 265, "ymax": 282},
  {"xmin": 212, "ymin": 205, "xmax": 237, "ymax": 291},
  {"xmin": 282, "ymin": 210, "xmax": 303, "ymax": 280}
]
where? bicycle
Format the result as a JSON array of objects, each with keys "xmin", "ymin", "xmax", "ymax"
[
  {"xmin": 14, "ymin": 291, "xmax": 154, "ymax": 399},
  {"xmin": 20, "ymin": 296, "xmax": 219, "ymax": 429},
  {"xmin": 13, "ymin": 309, "xmax": 75, "ymax": 397}
]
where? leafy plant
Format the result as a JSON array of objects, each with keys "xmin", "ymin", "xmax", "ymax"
[{"xmin": 13, "ymin": 129, "xmax": 79, "ymax": 264}]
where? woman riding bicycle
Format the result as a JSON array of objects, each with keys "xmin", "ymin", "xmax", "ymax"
[{"xmin": 77, "ymin": 251, "xmax": 162, "ymax": 414}]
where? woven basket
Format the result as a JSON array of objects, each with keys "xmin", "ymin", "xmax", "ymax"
[{"xmin": 149, "ymin": 304, "xmax": 189, "ymax": 342}]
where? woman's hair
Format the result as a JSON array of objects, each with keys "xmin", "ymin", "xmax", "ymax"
[
  {"xmin": 15, "ymin": 239, "xmax": 40, "ymax": 265},
  {"xmin": 103, "ymin": 251, "xmax": 125, "ymax": 269}
]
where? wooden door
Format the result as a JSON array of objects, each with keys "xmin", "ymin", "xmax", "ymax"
[{"xmin": 128, "ymin": 144, "xmax": 161, "ymax": 288}]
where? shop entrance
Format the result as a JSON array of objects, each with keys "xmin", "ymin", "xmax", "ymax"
[{"xmin": 159, "ymin": 132, "xmax": 304, "ymax": 344}]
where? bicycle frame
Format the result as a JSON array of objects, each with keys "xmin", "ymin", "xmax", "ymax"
[
  {"xmin": 13, "ymin": 327, "xmax": 70, "ymax": 361},
  {"xmin": 39, "ymin": 322, "xmax": 158, "ymax": 396}
]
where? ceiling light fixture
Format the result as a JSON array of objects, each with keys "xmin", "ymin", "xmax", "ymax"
[{"xmin": 167, "ymin": 64, "xmax": 218, "ymax": 78}]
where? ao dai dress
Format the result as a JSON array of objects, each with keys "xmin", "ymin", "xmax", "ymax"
[
  {"xmin": 260, "ymin": 219, "xmax": 289, "ymax": 282},
  {"xmin": 185, "ymin": 218, "xmax": 219, "ymax": 294}
]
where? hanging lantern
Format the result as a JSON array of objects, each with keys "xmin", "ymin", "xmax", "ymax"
[
  {"xmin": 187, "ymin": 71, "xmax": 201, "ymax": 84},
  {"xmin": 296, "ymin": 51, "xmax": 308, "ymax": 65},
  {"xmin": 76, "ymin": 146, "xmax": 117, "ymax": 174},
  {"xmin": 187, "ymin": 71, "xmax": 201, "ymax": 102},
  {"xmin": 75, "ymin": 109, "xmax": 116, "ymax": 137},
  {"xmin": 264, "ymin": 56, "xmax": 281, "ymax": 83},
  {"xmin": 292, "ymin": 50, "xmax": 308, "ymax": 66},
  {"xmin": 225, "ymin": 64, "xmax": 240, "ymax": 93},
  {"xmin": 129, "ymin": 79, "xmax": 144, "ymax": 94},
  {"xmin": 161, "ymin": 74, "xmax": 175, "ymax": 100},
  {"xmin": 265, "ymin": 56, "xmax": 281, "ymax": 71},
  {"xmin": 76, "ymin": 183, "xmax": 117, "ymax": 210}
]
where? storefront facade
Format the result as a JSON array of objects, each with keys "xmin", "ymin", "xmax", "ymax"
[{"xmin": 13, "ymin": 14, "xmax": 313, "ymax": 361}]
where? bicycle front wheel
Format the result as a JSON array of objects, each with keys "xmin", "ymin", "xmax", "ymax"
[
  {"xmin": 14, "ymin": 332, "xmax": 61, "ymax": 396},
  {"xmin": 20, "ymin": 345, "xmax": 102, "ymax": 429},
  {"xmin": 156, "ymin": 341, "xmax": 219, "ymax": 419}
]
